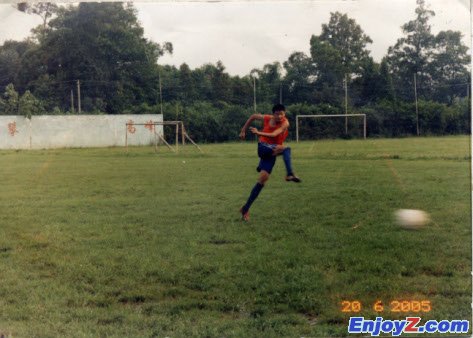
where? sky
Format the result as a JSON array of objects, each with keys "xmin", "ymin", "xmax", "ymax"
[{"xmin": 0, "ymin": 0, "xmax": 471, "ymax": 76}]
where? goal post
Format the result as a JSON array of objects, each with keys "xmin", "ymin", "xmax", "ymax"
[
  {"xmin": 296, "ymin": 114, "xmax": 367, "ymax": 142},
  {"xmin": 125, "ymin": 120, "xmax": 202, "ymax": 153}
]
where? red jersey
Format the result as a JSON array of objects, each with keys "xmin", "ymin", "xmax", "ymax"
[{"xmin": 259, "ymin": 114, "xmax": 289, "ymax": 145}]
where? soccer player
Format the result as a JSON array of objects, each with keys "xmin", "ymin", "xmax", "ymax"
[{"xmin": 239, "ymin": 104, "xmax": 301, "ymax": 221}]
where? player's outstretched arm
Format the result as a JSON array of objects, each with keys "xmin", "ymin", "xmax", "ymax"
[
  {"xmin": 240, "ymin": 114, "xmax": 264, "ymax": 140},
  {"xmin": 250, "ymin": 121, "xmax": 289, "ymax": 138}
]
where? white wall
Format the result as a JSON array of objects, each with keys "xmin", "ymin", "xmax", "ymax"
[{"xmin": 0, "ymin": 115, "xmax": 163, "ymax": 149}]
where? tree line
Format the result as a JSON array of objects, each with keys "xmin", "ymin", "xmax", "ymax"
[{"xmin": 0, "ymin": 0, "xmax": 470, "ymax": 141}]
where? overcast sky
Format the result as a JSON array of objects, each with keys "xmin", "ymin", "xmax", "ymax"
[{"xmin": 0, "ymin": 0, "xmax": 471, "ymax": 76}]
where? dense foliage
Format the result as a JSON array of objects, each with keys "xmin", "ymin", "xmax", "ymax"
[{"xmin": 0, "ymin": 0, "xmax": 470, "ymax": 141}]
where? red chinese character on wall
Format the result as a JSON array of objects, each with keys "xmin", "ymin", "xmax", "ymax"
[
  {"xmin": 127, "ymin": 120, "xmax": 136, "ymax": 134},
  {"xmin": 8, "ymin": 122, "xmax": 18, "ymax": 136},
  {"xmin": 144, "ymin": 120, "xmax": 155, "ymax": 132}
]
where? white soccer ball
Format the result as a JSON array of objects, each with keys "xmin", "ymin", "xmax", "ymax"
[{"xmin": 394, "ymin": 209, "xmax": 429, "ymax": 229}]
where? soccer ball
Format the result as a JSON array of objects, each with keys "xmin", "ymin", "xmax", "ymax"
[{"xmin": 394, "ymin": 209, "xmax": 429, "ymax": 229}]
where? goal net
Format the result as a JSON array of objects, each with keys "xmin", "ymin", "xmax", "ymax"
[
  {"xmin": 125, "ymin": 120, "xmax": 202, "ymax": 153},
  {"xmin": 295, "ymin": 114, "xmax": 367, "ymax": 141}
]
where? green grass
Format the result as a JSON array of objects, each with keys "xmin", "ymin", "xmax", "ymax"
[{"xmin": 0, "ymin": 136, "xmax": 470, "ymax": 337}]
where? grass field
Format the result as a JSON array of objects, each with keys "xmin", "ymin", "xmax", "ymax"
[{"xmin": 0, "ymin": 136, "xmax": 471, "ymax": 337}]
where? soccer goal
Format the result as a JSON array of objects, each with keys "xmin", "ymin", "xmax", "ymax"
[
  {"xmin": 296, "ymin": 114, "xmax": 367, "ymax": 142},
  {"xmin": 125, "ymin": 120, "xmax": 202, "ymax": 153}
]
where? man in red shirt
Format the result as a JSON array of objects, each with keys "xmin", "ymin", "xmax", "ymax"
[{"xmin": 239, "ymin": 104, "xmax": 301, "ymax": 221}]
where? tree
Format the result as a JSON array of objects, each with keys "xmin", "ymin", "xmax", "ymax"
[
  {"xmin": 17, "ymin": 2, "xmax": 58, "ymax": 29},
  {"xmin": 283, "ymin": 52, "xmax": 314, "ymax": 104},
  {"xmin": 0, "ymin": 84, "xmax": 19, "ymax": 115},
  {"xmin": 310, "ymin": 36, "xmax": 343, "ymax": 82},
  {"xmin": 310, "ymin": 12, "xmax": 373, "ymax": 105},
  {"xmin": 211, "ymin": 61, "xmax": 233, "ymax": 103},
  {"xmin": 318, "ymin": 12, "xmax": 373, "ymax": 78},
  {"xmin": 359, "ymin": 58, "xmax": 395, "ymax": 104},
  {"xmin": 251, "ymin": 62, "xmax": 282, "ymax": 104},
  {"xmin": 429, "ymin": 30, "xmax": 470, "ymax": 104},
  {"xmin": 386, "ymin": 0, "xmax": 435, "ymax": 100},
  {"xmin": 227, "ymin": 76, "xmax": 251, "ymax": 106},
  {"xmin": 178, "ymin": 63, "xmax": 197, "ymax": 103},
  {"xmin": 19, "ymin": 90, "xmax": 45, "ymax": 118},
  {"xmin": 17, "ymin": 2, "xmax": 59, "ymax": 41},
  {"xmin": 0, "ymin": 40, "xmax": 35, "ymax": 90},
  {"xmin": 17, "ymin": 2, "xmax": 172, "ymax": 113},
  {"xmin": 0, "ymin": 83, "xmax": 46, "ymax": 117},
  {"xmin": 378, "ymin": 59, "xmax": 395, "ymax": 101}
]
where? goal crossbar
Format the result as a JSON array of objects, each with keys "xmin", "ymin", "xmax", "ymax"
[{"xmin": 296, "ymin": 114, "xmax": 366, "ymax": 141}]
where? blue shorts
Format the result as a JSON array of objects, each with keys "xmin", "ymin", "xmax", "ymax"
[{"xmin": 257, "ymin": 142, "xmax": 277, "ymax": 174}]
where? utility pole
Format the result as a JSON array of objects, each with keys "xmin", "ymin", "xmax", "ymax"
[
  {"xmin": 253, "ymin": 76, "xmax": 256, "ymax": 112},
  {"xmin": 414, "ymin": 73, "xmax": 419, "ymax": 136},
  {"xmin": 159, "ymin": 70, "xmax": 163, "ymax": 115},
  {"xmin": 70, "ymin": 89, "xmax": 74, "ymax": 113},
  {"xmin": 175, "ymin": 103, "xmax": 179, "ymax": 150},
  {"xmin": 344, "ymin": 74, "xmax": 348, "ymax": 135},
  {"xmin": 77, "ymin": 80, "xmax": 81, "ymax": 114}
]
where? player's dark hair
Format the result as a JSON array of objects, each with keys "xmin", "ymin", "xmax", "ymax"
[{"xmin": 272, "ymin": 104, "xmax": 286, "ymax": 113}]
